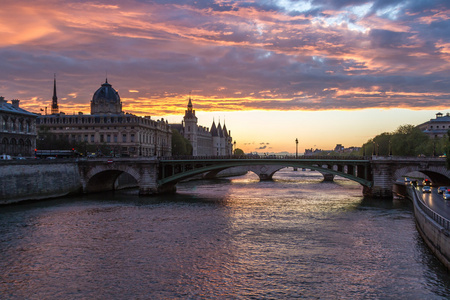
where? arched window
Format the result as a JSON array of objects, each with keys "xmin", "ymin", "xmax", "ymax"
[
  {"xmin": 10, "ymin": 118, "xmax": 16, "ymax": 131},
  {"xmin": 18, "ymin": 139, "xmax": 24, "ymax": 153},
  {"xmin": 1, "ymin": 138, "xmax": 8, "ymax": 154},
  {"xmin": 1, "ymin": 117, "xmax": 5, "ymax": 131},
  {"xmin": 10, "ymin": 138, "xmax": 17, "ymax": 155}
]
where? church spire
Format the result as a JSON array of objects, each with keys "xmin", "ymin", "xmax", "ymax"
[
  {"xmin": 51, "ymin": 73, "xmax": 59, "ymax": 114},
  {"xmin": 185, "ymin": 95, "xmax": 196, "ymax": 118}
]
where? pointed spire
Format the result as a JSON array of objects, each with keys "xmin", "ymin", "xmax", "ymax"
[
  {"xmin": 51, "ymin": 73, "xmax": 59, "ymax": 114},
  {"xmin": 217, "ymin": 121, "xmax": 223, "ymax": 137},
  {"xmin": 185, "ymin": 95, "xmax": 196, "ymax": 119},
  {"xmin": 211, "ymin": 119, "xmax": 218, "ymax": 136},
  {"xmin": 53, "ymin": 74, "xmax": 57, "ymax": 101},
  {"xmin": 223, "ymin": 122, "xmax": 229, "ymax": 137}
]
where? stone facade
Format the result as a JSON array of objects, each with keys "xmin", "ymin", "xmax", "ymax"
[
  {"xmin": 0, "ymin": 161, "xmax": 81, "ymax": 204},
  {"xmin": 36, "ymin": 79, "xmax": 172, "ymax": 157},
  {"xmin": 171, "ymin": 98, "xmax": 233, "ymax": 156},
  {"xmin": 0, "ymin": 97, "xmax": 37, "ymax": 157},
  {"xmin": 418, "ymin": 112, "xmax": 450, "ymax": 138}
]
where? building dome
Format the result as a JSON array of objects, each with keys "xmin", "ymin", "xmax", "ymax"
[{"xmin": 90, "ymin": 79, "xmax": 123, "ymax": 114}]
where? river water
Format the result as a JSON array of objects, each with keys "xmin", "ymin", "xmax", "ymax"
[{"xmin": 1, "ymin": 169, "xmax": 450, "ymax": 299}]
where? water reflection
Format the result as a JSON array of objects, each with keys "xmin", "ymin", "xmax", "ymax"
[{"xmin": 1, "ymin": 169, "xmax": 449, "ymax": 298}]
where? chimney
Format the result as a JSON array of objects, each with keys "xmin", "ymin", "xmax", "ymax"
[
  {"xmin": 0, "ymin": 96, "xmax": 5, "ymax": 104},
  {"xmin": 11, "ymin": 99, "xmax": 20, "ymax": 108}
]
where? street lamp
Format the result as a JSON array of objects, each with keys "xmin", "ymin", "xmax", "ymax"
[
  {"xmin": 233, "ymin": 140, "xmax": 236, "ymax": 155},
  {"xmin": 295, "ymin": 138, "xmax": 298, "ymax": 158}
]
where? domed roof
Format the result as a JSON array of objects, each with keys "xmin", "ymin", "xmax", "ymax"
[
  {"xmin": 90, "ymin": 79, "xmax": 123, "ymax": 115},
  {"xmin": 92, "ymin": 79, "xmax": 120, "ymax": 104}
]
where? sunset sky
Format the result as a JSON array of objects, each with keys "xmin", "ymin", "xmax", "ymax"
[{"xmin": 1, "ymin": 0, "xmax": 449, "ymax": 153}]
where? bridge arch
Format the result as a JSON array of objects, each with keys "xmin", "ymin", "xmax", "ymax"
[
  {"xmin": 84, "ymin": 165, "xmax": 140, "ymax": 194},
  {"xmin": 392, "ymin": 165, "xmax": 450, "ymax": 186}
]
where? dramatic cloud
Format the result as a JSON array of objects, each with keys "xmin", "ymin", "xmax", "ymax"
[{"xmin": 0, "ymin": 0, "xmax": 449, "ymax": 116}]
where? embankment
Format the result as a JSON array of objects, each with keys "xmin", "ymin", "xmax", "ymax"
[
  {"xmin": 0, "ymin": 161, "xmax": 82, "ymax": 205},
  {"xmin": 409, "ymin": 187, "xmax": 450, "ymax": 270}
]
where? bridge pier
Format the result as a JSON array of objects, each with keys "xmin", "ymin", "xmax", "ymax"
[
  {"xmin": 259, "ymin": 173, "xmax": 273, "ymax": 181},
  {"xmin": 321, "ymin": 173, "xmax": 335, "ymax": 181},
  {"xmin": 369, "ymin": 158, "xmax": 395, "ymax": 198},
  {"xmin": 246, "ymin": 165, "xmax": 285, "ymax": 181}
]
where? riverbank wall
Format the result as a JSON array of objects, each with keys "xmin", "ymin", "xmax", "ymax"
[
  {"xmin": 0, "ymin": 161, "xmax": 82, "ymax": 205},
  {"xmin": 409, "ymin": 187, "xmax": 450, "ymax": 270}
]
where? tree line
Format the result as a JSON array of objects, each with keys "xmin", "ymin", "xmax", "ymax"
[{"xmin": 361, "ymin": 124, "xmax": 449, "ymax": 157}]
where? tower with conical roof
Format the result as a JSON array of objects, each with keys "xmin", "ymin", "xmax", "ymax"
[
  {"xmin": 51, "ymin": 74, "xmax": 59, "ymax": 114},
  {"xmin": 223, "ymin": 122, "xmax": 232, "ymax": 155},
  {"xmin": 211, "ymin": 119, "xmax": 222, "ymax": 156},
  {"xmin": 183, "ymin": 97, "xmax": 198, "ymax": 155}
]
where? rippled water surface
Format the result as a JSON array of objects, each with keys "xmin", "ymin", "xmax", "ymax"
[{"xmin": 1, "ymin": 169, "xmax": 450, "ymax": 299}]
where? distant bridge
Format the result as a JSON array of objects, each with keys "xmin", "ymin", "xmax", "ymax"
[
  {"xmin": 158, "ymin": 157, "xmax": 371, "ymax": 185},
  {"xmin": 77, "ymin": 156, "xmax": 450, "ymax": 198}
]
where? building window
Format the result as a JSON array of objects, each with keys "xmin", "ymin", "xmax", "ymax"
[
  {"xmin": 131, "ymin": 134, "xmax": 135, "ymax": 143},
  {"xmin": 107, "ymin": 135, "xmax": 111, "ymax": 143},
  {"xmin": 100, "ymin": 134, "xmax": 104, "ymax": 142},
  {"xmin": 123, "ymin": 134, "xmax": 127, "ymax": 143},
  {"xmin": 114, "ymin": 135, "xmax": 118, "ymax": 143},
  {"xmin": 91, "ymin": 135, "xmax": 95, "ymax": 143}
]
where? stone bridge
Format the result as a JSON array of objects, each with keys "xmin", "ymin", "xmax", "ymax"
[{"xmin": 76, "ymin": 156, "xmax": 450, "ymax": 198}]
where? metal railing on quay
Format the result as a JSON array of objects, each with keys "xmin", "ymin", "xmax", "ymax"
[{"xmin": 412, "ymin": 187, "xmax": 450, "ymax": 231}]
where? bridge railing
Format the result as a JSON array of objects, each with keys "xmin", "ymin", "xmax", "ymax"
[
  {"xmin": 160, "ymin": 155, "xmax": 371, "ymax": 161},
  {"xmin": 411, "ymin": 188, "xmax": 450, "ymax": 231}
]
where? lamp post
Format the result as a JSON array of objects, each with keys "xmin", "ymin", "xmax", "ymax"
[
  {"xmin": 294, "ymin": 138, "xmax": 298, "ymax": 171},
  {"xmin": 233, "ymin": 140, "xmax": 236, "ymax": 155}
]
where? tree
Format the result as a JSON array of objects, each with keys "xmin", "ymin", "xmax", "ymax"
[
  {"xmin": 234, "ymin": 148, "xmax": 244, "ymax": 155},
  {"xmin": 171, "ymin": 129, "xmax": 192, "ymax": 156},
  {"xmin": 390, "ymin": 125, "xmax": 430, "ymax": 156},
  {"xmin": 37, "ymin": 126, "xmax": 71, "ymax": 150},
  {"xmin": 362, "ymin": 124, "xmax": 436, "ymax": 157}
]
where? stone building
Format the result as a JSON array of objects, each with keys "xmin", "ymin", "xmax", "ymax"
[
  {"xmin": 36, "ymin": 79, "xmax": 172, "ymax": 157},
  {"xmin": 418, "ymin": 112, "xmax": 450, "ymax": 139},
  {"xmin": 0, "ymin": 96, "xmax": 37, "ymax": 157},
  {"xmin": 171, "ymin": 98, "xmax": 233, "ymax": 156}
]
